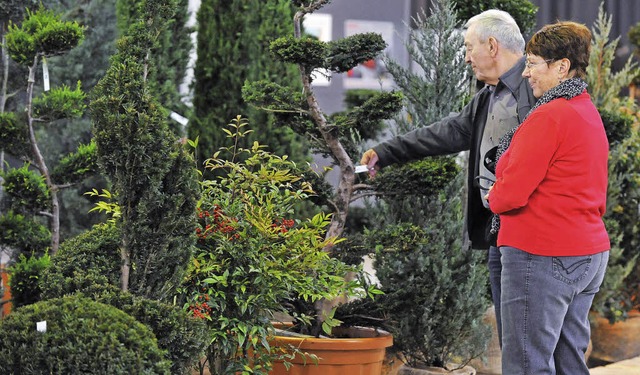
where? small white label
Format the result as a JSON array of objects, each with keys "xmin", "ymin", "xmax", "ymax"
[
  {"xmin": 170, "ymin": 111, "xmax": 189, "ymax": 126},
  {"xmin": 42, "ymin": 57, "xmax": 50, "ymax": 92},
  {"xmin": 36, "ymin": 321, "xmax": 47, "ymax": 333},
  {"xmin": 355, "ymin": 165, "xmax": 370, "ymax": 173}
]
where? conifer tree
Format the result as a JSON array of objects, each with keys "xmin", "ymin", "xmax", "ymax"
[
  {"xmin": 189, "ymin": 0, "xmax": 306, "ymax": 166},
  {"xmin": 36, "ymin": 0, "xmax": 118, "ymax": 239},
  {"xmin": 588, "ymin": 4, "xmax": 640, "ymax": 322},
  {"xmin": 91, "ymin": 0, "xmax": 199, "ymax": 299},
  {"xmin": 116, "ymin": 0, "xmax": 192, "ymax": 135},
  {"xmin": 1, "ymin": 6, "xmax": 92, "ymax": 256},
  {"xmin": 362, "ymin": 0, "xmax": 490, "ymax": 367}
]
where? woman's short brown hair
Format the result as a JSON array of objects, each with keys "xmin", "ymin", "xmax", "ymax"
[{"xmin": 526, "ymin": 21, "xmax": 591, "ymax": 79}]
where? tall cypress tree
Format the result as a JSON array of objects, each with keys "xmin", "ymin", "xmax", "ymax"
[
  {"xmin": 189, "ymin": 0, "xmax": 306, "ymax": 165},
  {"xmin": 116, "ymin": 0, "xmax": 192, "ymax": 135},
  {"xmin": 91, "ymin": 0, "xmax": 199, "ymax": 300}
]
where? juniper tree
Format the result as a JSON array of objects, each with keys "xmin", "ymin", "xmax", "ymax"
[
  {"xmin": 91, "ymin": 0, "xmax": 199, "ymax": 299},
  {"xmin": 588, "ymin": 4, "xmax": 640, "ymax": 323},
  {"xmin": 353, "ymin": 0, "xmax": 491, "ymax": 367},
  {"xmin": 116, "ymin": 0, "xmax": 192, "ymax": 135}
]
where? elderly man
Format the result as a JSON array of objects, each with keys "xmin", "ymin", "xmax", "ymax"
[{"xmin": 360, "ymin": 9, "xmax": 535, "ymax": 345}]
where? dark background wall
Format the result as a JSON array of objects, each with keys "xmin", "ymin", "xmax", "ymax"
[
  {"xmin": 311, "ymin": 0, "xmax": 412, "ymax": 114},
  {"xmin": 317, "ymin": 0, "xmax": 640, "ymax": 113},
  {"xmin": 531, "ymin": 0, "xmax": 640, "ymax": 70}
]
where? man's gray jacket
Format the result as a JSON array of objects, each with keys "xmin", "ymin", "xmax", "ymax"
[{"xmin": 373, "ymin": 58, "xmax": 536, "ymax": 250}]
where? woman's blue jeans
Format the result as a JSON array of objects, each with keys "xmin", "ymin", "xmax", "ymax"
[{"xmin": 500, "ymin": 246, "xmax": 609, "ymax": 375}]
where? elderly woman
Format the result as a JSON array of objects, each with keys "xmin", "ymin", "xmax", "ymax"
[{"xmin": 486, "ymin": 21, "xmax": 610, "ymax": 374}]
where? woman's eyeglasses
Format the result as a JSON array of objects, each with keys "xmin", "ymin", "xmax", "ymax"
[{"xmin": 524, "ymin": 59, "xmax": 554, "ymax": 71}]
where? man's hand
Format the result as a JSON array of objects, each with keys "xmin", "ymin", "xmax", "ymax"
[{"xmin": 360, "ymin": 149, "xmax": 380, "ymax": 178}]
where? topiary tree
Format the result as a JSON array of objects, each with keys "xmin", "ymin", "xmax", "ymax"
[
  {"xmin": 90, "ymin": 0, "xmax": 199, "ymax": 299},
  {"xmin": 1, "ymin": 5, "xmax": 96, "ymax": 256},
  {"xmin": 0, "ymin": 295, "xmax": 172, "ymax": 374},
  {"xmin": 5, "ymin": 252, "xmax": 50, "ymax": 308},
  {"xmin": 243, "ymin": 0, "xmax": 403, "ymax": 245},
  {"xmin": 38, "ymin": 221, "xmax": 209, "ymax": 375},
  {"xmin": 116, "ymin": 0, "xmax": 192, "ymax": 136}
]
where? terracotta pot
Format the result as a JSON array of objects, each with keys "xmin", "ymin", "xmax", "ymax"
[
  {"xmin": 397, "ymin": 364, "xmax": 476, "ymax": 375},
  {"xmin": 1, "ymin": 265, "xmax": 11, "ymax": 318},
  {"xmin": 269, "ymin": 326, "xmax": 393, "ymax": 375},
  {"xmin": 590, "ymin": 310, "xmax": 640, "ymax": 363}
]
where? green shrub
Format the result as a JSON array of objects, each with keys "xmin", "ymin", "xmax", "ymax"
[
  {"xmin": 8, "ymin": 253, "xmax": 50, "ymax": 308},
  {"xmin": 41, "ymin": 225, "xmax": 208, "ymax": 375},
  {"xmin": 40, "ymin": 223, "xmax": 121, "ymax": 299},
  {"xmin": 0, "ymin": 211, "xmax": 50, "ymax": 255},
  {"xmin": 1, "ymin": 164, "xmax": 50, "ymax": 213},
  {"xmin": 346, "ymin": 174, "xmax": 490, "ymax": 368},
  {"xmin": 98, "ymin": 289, "xmax": 210, "ymax": 375},
  {"xmin": 0, "ymin": 296, "xmax": 171, "ymax": 374},
  {"xmin": 0, "ymin": 112, "xmax": 30, "ymax": 158},
  {"xmin": 599, "ymin": 107, "xmax": 633, "ymax": 147}
]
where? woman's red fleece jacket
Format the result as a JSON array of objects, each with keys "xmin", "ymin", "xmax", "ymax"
[{"xmin": 488, "ymin": 91, "xmax": 610, "ymax": 256}]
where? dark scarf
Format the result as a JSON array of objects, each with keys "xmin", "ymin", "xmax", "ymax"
[{"xmin": 489, "ymin": 77, "xmax": 588, "ymax": 235}]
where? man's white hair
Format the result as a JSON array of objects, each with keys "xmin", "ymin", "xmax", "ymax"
[{"xmin": 465, "ymin": 9, "xmax": 525, "ymax": 53}]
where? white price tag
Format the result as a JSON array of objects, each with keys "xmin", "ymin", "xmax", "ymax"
[
  {"xmin": 42, "ymin": 57, "xmax": 50, "ymax": 92},
  {"xmin": 36, "ymin": 320, "xmax": 47, "ymax": 333},
  {"xmin": 170, "ymin": 111, "xmax": 189, "ymax": 126},
  {"xmin": 355, "ymin": 165, "xmax": 370, "ymax": 173}
]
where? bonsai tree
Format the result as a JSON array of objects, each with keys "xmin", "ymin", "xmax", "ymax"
[
  {"xmin": 1, "ymin": 5, "xmax": 96, "ymax": 256},
  {"xmin": 90, "ymin": 0, "xmax": 199, "ymax": 300},
  {"xmin": 242, "ymin": 0, "xmax": 403, "ymax": 246}
]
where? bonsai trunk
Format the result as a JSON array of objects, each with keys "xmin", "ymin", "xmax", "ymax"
[
  {"xmin": 26, "ymin": 56, "xmax": 60, "ymax": 254},
  {"xmin": 294, "ymin": 6, "xmax": 356, "ymax": 249}
]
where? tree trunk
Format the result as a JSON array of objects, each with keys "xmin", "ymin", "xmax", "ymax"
[{"xmin": 26, "ymin": 57, "xmax": 60, "ymax": 254}]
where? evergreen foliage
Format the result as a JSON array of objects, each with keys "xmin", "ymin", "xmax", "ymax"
[
  {"xmin": 0, "ymin": 211, "xmax": 50, "ymax": 255},
  {"xmin": 586, "ymin": 3, "xmax": 638, "ymax": 112},
  {"xmin": 32, "ymin": 0, "xmax": 120, "ymax": 240},
  {"xmin": 189, "ymin": 0, "xmax": 307, "ymax": 167},
  {"xmin": 586, "ymin": 4, "xmax": 640, "ymax": 323},
  {"xmin": 1, "ymin": 5, "xmax": 93, "ymax": 256},
  {"xmin": 453, "ymin": 0, "xmax": 537, "ymax": 37},
  {"xmin": 349, "ymin": 0, "xmax": 491, "ymax": 368},
  {"xmin": 90, "ymin": 0, "xmax": 199, "ymax": 300},
  {"xmin": 40, "ymin": 222, "xmax": 209, "ymax": 375},
  {"xmin": 6, "ymin": 252, "xmax": 50, "ymax": 308},
  {"xmin": 116, "ymin": 0, "xmax": 192, "ymax": 135},
  {"xmin": 370, "ymin": 174, "xmax": 489, "ymax": 368},
  {"xmin": 0, "ymin": 295, "xmax": 172, "ymax": 374}
]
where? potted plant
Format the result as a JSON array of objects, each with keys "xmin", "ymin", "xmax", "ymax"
[{"xmin": 180, "ymin": 117, "xmax": 389, "ymax": 375}]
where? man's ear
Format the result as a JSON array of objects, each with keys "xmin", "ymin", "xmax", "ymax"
[{"xmin": 488, "ymin": 37, "xmax": 498, "ymax": 57}]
